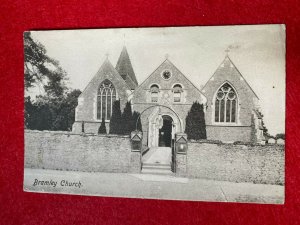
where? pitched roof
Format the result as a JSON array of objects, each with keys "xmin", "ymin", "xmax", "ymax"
[
  {"xmin": 80, "ymin": 58, "xmax": 131, "ymax": 97},
  {"xmin": 253, "ymin": 109, "xmax": 263, "ymax": 119},
  {"xmin": 202, "ymin": 55, "xmax": 259, "ymax": 99},
  {"xmin": 130, "ymin": 58, "xmax": 206, "ymax": 99},
  {"xmin": 115, "ymin": 46, "xmax": 138, "ymax": 89}
]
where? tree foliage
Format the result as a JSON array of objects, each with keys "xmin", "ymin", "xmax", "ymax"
[
  {"xmin": 275, "ymin": 133, "xmax": 285, "ymax": 140},
  {"xmin": 24, "ymin": 32, "xmax": 67, "ymax": 97},
  {"xmin": 98, "ymin": 118, "xmax": 107, "ymax": 134},
  {"xmin": 185, "ymin": 102, "xmax": 206, "ymax": 140},
  {"xmin": 121, "ymin": 101, "xmax": 135, "ymax": 135},
  {"xmin": 109, "ymin": 101, "xmax": 142, "ymax": 135},
  {"xmin": 24, "ymin": 32, "xmax": 82, "ymax": 132},
  {"xmin": 25, "ymin": 97, "xmax": 53, "ymax": 130},
  {"xmin": 132, "ymin": 111, "xmax": 142, "ymax": 132},
  {"xmin": 25, "ymin": 90, "xmax": 81, "ymax": 131},
  {"xmin": 256, "ymin": 110, "xmax": 270, "ymax": 137},
  {"xmin": 109, "ymin": 100, "xmax": 122, "ymax": 134}
]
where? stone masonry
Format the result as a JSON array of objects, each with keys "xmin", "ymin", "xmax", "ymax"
[
  {"xmin": 25, "ymin": 130, "xmax": 141, "ymax": 173},
  {"xmin": 131, "ymin": 59, "xmax": 206, "ymax": 147},
  {"xmin": 185, "ymin": 141, "xmax": 284, "ymax": 185},
  {"xmin": 202, "ymin": 56, "xmax": 260, "ymax": 142}
]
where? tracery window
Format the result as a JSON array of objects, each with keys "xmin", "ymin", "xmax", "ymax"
[
  {"xmin": 150, "ymin": 84, "xmax": 159, "ymax": 103},
  {"xmin": 214, "ymin": 83, "xmax": 237, "ymax": 123},
  {"xmin": 97, "ymin": 80, "xmax": 116, "ymax": 120},
  {"xmin": 172, "ymin": 84, "xmax": 183, "ymax": 102}
]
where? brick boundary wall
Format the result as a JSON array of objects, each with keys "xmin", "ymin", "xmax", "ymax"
[
  {"xmin": 185, "ymin": 141, "xmax": 284, "ymax": 185},
  {"xmin": 25, "ymin": 130, "xmax": 141, "ymax": 174}
]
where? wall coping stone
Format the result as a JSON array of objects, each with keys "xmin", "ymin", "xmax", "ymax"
[
  {"xmin": 189, "ymin": 139, "xmax": 224, "ymax": 144},
  {"xmin": 25, "ymin": 129, "xmax": 130, "ymax": 138},
  {"xmin": 188, "ymin": 139, "xmax": 285, "ymax": 148}
]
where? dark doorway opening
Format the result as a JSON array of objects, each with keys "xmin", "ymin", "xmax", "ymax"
[{"xmin": 159, "ymin": 115, "xmax": 173, "ymax": 147}]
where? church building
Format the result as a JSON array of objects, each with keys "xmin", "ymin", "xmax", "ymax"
[{"xmin": 72, "ymin": 47, "xmax": 264, "ymax": 145}]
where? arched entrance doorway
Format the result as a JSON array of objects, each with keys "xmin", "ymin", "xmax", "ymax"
[
  {"xmin": 158, "ymin": 115, "xmax": 173, "ymax": 147},
  {"xmin": 134, "ymin": 105, "xmax": 183, "ymax": 175},
  {"xmin": 148, "ymin": 108, "xmax": 180, "ymax": 148}
]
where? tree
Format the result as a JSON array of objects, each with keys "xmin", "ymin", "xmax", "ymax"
[
  {"xmin": 24, "ymin": 96, "xmax": 34, "ymax": 129},
  {"xmin": 24, "ymin": 32, "xmax": 82, "ymax": 132},
  {"xmin": 98, "ymin": 118, "xmax": 107, "ymax": 134},
  {"xmin": 25, "ymin": 89, "xmax": 81, "ymax": 131},
  {"xmin": 185, "ymin": 102, "xmax": 206, "ymax": 140},
  {"xmin": 261, "ymin": 120, "xmax": 269, "ymax": 137},
  {"xmin": 121, "ymin": 101, "xmax": 134, "ymax": 135},
  {"xmin": 24, "ymin": 32, "xmax": 67, "ymax": 98},
  {"xmin": 28, "ymin": 101, "xmax": 52, "ymax": 130},
  {"xmin": 256, "ymin": 110, "xmax": 270, "ymax": 137},
  {"xmin": 51, "ymin": 89, "xmax": 82, "ymax": 131},
  {"xmin": 275, "ymin": 133, "xmax": 285, "ymax": 140},
  {"xmin": 109, "ymin": 100, "xmax": 122, "ymax": 134},
  {"xmin": 132, "ymin": 111, "xmax": 142, "ymax": 132}
]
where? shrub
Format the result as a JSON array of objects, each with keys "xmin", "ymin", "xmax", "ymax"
[
  {"xmin": 109, "ymin": 100, "xmax": 122, "ymax": 134},
  {"xmin": 185, "ymin": 102, "xmax": 206, "ymax": 140},
  {"xmin": 98, "ymin": 117, "xmax": 107, "ymax": 134}
]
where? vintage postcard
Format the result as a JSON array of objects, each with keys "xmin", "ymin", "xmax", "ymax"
[{"xmin": 24, "ymin": 25, "xmax": 285, "ymax": 204}]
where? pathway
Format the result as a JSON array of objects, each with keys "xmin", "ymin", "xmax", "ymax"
[
  {"xmin": 142, "ymin": 147, "xmax": 172, "ymax": 175},
  {"xmin": 24, "ymin": 168, "xmax": 284, "ymax": 204}
]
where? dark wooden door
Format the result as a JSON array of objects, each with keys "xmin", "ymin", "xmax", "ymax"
[{"xmin": 159, "ymin": 118, "xmax": 172, "ymax": 147}]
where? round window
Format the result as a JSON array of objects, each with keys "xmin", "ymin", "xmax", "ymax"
[
  {"xmin": 162, "ymin": 70, "xmax": 172, "ymax": 80},
  {"xmin": 217, "ymin": 91, "xmax": 225, "ymax": 100},
  {"xmin": 228, "ymin": 90, "xmax": 236, "ymax": 100}
]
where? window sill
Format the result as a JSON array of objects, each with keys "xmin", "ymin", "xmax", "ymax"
[
  {"xmin": 96, "ymin": 120, "xmax": 110, "ymax": 123},
  {"xmin": 212, "ymin": 122, "xmax": 239, "ymax": 126}
]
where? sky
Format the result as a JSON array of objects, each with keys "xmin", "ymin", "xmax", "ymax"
[{"xmin": 30, "ymin": 24, "xmax": 286, "ymax": 135}]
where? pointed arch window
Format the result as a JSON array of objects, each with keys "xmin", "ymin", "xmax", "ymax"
[
  {"xmin": 150, "ymin": 84, "xmax": 159, "ymax": 102},
  {"xmin": 215, "ymin": 83, "xmax": 237, "ymax": 123},
  {"xmin": 97, "ymin": 80, "xmax": 116, "ymax": 120}
]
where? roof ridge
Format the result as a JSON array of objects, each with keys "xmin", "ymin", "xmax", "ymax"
[
  {"xmin": 129, "ymin": 58, "xmax": 169, "ymax": 97},
  {"xmin": 226, "ymin": 55, "xmax": 259, "ymax": 99},
  {"xmin": 79, "ymin": 58, "xmax": 131, "ymax": 97},
  {"xmin": 130, "ymin": 58, "xmax": 206, "ymax": 99},
  {"xmin": 202, "ymin": 55, "xmax": 259, "ymax": 99},
  {"xmin": 165, "ymin": 59, "xmax": 206, "ymax": 97}
]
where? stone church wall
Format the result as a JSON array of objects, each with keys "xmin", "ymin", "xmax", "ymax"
[
  {"xmin": 25, "ymin": 130, "xmax": 140, "ymax": 173},
  {"xmin": 72, "ymin": 121, "xmax": 111, "ymax": 134},
  {"xmin": 202, "ymin": 57, "xmax": 259, "ymax": 142},
  {"xmin": 186, "ymin": 141, "xmax": 284, "ymax": 185},
  {"xmin": 206, "ymin": 125, "xmax": 252, "ymax": 142},
  {"xmin": 202, "ymin": 58, "xmax": 258, "ymax": 127},
  {"xmin": 131, "ymin": 59, "xmax": 206, "ymax": 147},
  {"xmin": 74, "ymin": 60, "xmax": 130, "ymax": 130}
]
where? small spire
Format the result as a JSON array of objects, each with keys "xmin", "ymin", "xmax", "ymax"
[
  {"xmin": 165, "ymin": 53, "xmax": 169, "ymax": 59},
  {"xmin": 123, "ymin": 33, "xmax": 126, "ymax": 46},
  {"xmin": 115, "ymin": 46, "xmax": 138, "ymax": 88},
  {"xmin": 225, "ymin": 48, "xmax": 230, "ymax": 56},
  {"xmin": 105, "ymin": 53, "xmax": 109, "ymax": 59},
  {"xmin": 224, "ymin": 48, "xmax": 232, "ymax": 67}
]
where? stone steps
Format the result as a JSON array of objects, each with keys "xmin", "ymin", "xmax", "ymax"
[
  {"xmin": 141, "ymin": 162, "xmax": 173, "ymax": 175},
  {"xmin": 143, "ymin": 164, "xmax": 171, "ymax": 170},
  {"xmin": 141, "ymin": 147, "xmax": 173, "ymax": 175},
  {"xmin": 141, "ymin": 168, "xmax": 173, "ymax": 175}
]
